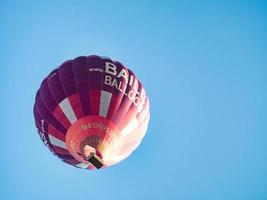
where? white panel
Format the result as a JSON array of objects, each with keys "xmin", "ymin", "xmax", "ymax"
[
  {"xmin": 48, "ymin": 134, "xmax": 67, "ymax": 149},
  {"xmin": 76, "ymin": 163, "xmax": 90, "ymax": 169},
  {"xmin": 59, "ymin": 98, "xmax": 77, "ymax": 124},
  {"xmin": 121, "ymin": 117, "xmax": 138, "ymax": 137},
  {"xmin": 99, "ymin": 90, "xmax": 112, "ymax": 117}
]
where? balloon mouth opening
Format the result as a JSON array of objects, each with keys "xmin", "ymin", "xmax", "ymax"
[
  {"xmin": 80, "ymin": 142, "xmax": 104, "ymax": 169},
  {"xmin": 65, "ymin": 116, "xmax": 120, "ymax": 169}
]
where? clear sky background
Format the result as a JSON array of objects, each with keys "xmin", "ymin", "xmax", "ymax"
[{"xmin": 0, "ymin": 1, "xmax": 267, "ymax": 199}]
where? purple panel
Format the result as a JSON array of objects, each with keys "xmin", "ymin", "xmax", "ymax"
[
  {"xmin": 87, "ymin": 56, "xmax": 105, "ymax": 90},
  {"xmin": 39, "ymin": 78, "xmax": 58, "ymax": 112},
  {"xmin": 35, "ymin": 91, "xmax": 67, "ymax": 134},
  {"xmin": 33, "ymin": 105, "xmax": 55, "ymax": 150},
  {"xmin": 33, "ymin": 104, "xmax": 48, "ymax": 134},
  {"xmin": 57, "ymin": 154, "xmax": 75, "ymax": 160},
  {"xmin": 58, "ymin": 61, "xmax": 76, "ymax": 96},
  {"xmin": 47, "ymin": 69, "xmax": 58, "ymax": 78},
  {"xmin": 72, "ymin": 56, "xmax": 90, "ymax": 115},
  {"xmin": 62, "ymin": 159, "xmax": 80, "ymax": 166},
  {"xmin": 47, "ymin": 69, "xmax": 66, "ymax": 103}
]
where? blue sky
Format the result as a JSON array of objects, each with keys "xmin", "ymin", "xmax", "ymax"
[{"xmin": 0, "ymin": 0, "xmax": 267, "ymax": 199}]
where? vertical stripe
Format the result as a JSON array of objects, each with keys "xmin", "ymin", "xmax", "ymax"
[
  {"xmin": 48, "ymin": 134, "xmax": 67, "ymax": 149},
  {"xmin": 89, "ymin": 90, "xmax": 101, "ymax": 115},
  {"xmin": 121, "ymin": 117, "xmax": 138, "ymax": 137},
  {"xmin": 59, "ymin": 98, "xmax": 77, "ymax": 124},
  {"xmin": 99, "ymin": 90, "xmax": 112, "ymax": 117}
]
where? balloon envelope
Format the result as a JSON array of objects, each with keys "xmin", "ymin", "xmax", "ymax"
[{"xmin": 33, "ymin": 55, "xmax": 150, "ymax": 169}]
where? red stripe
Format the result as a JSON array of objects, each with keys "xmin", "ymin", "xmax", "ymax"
[
  {"xmin": 68, "ymin": 93, "xmax": 84, "ymax": 119},
  {"xmin": 48, "ymin": 124, "xmax": 66, "ymax": 141},
  {"xmin": 106, "ymin": 95, "xmax": 121, "ymax": 121},
  {"xmin": 52, "ymin": 105, "xmax": 72, "ymax": 129},
  {"xmin": 113, "ymin": 96, "xmax": 134, "ymax": 125},
  {"xmin": 52, "ymin": 145, "xmax": 70, "ymax": 155},
  {"xmin": 89, "ymin": 90, "xmax": 101, "ymax": 115}
]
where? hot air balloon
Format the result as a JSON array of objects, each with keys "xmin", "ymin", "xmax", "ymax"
[{"xmin": 33, "ymin": 55, "xmax": 150, "ymax": 169}]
